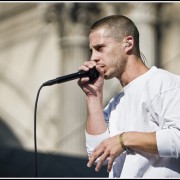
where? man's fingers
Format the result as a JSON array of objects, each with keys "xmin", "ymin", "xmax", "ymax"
[
  {"xmin": 78, "ymin": 61, "xmax": 96, "ymax": 72},
  {"xmin": 78, "ymin": 77, "xmax": 90, "ymax": 85},
  {"xmin": 87, "ymin": 144, "xmax": 105, "ymax": 168},
  {"xmin": 87, "ymin": 154, "xmax": 97, "ymax": 167},
  {"xmin": 107, "ymin": 157, "xmax": 114, "ymax": 173},
  {"xmin": 95, "ymin": 151, "xmax": 109, "ymax": 172}
]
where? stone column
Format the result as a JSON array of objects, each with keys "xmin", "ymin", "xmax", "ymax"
[
  {"xmin": 127, "ymin": 3, "xmax": 158, "ymax": 67},
  {"xmin": 159, "ymin": 3, "xmax": 180, "ymax": 73},
  {"xmin": 50, "ymin": 3, "xmax": 102, "ymax": 156}
]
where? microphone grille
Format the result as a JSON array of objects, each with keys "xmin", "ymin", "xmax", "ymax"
[{"xmin": 88, "ymin": 67, "xmax": 99, "ymax": 81}]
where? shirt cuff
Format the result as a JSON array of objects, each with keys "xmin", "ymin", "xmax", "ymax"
[
  {"xmin": 85, "ymin": 129, "xmax": 110, "ymax": 150},
  {"xmin": 156, "ymin": 129, "xmax": 173, "ymax": 157}
]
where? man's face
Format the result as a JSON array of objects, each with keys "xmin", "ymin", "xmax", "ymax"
[{"xmin": 89, "ymin": 28, "xmax": 127, "ymax": 80}]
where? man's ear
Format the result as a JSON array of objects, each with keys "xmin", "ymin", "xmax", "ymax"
[
  {"xmin": 124, "ymin": 36, "xmax": 134, "ymax": 53},
  {"xmin": 125, "ymin": 41, "xmax": 131, "ymax": 47}
]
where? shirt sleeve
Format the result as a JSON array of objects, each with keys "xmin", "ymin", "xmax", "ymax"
[
  {"xmin": 85, "ymin": 129, "xmax": 110, "ymax": 166},
  {"xmin": 151, "ymin": 87, "xmax": 180, "ymax": 158},
  {"xmin": 85, "ymin": 129, "xmax": 110, "ymax": 156},
  {"xmin": 156, "ymin": 128, "xmax": 180, "ymax": 158}
]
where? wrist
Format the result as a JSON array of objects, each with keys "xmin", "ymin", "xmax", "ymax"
[
  {"xmin": 119, "ymin": 132, "xmax": 128, "ymax": 151},
  {"xmin": 86, "ymin": 92, "xmax": 103, "ymax": 104}
]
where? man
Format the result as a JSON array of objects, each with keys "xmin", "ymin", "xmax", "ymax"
[{"xmin": 78, "ymin": 15, "xmax": 180, "ymax": 178}]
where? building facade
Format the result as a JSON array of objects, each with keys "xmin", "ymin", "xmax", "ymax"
[{"xmin": 0, "ymin": 2, "xmax": 180, "ymax": 158}]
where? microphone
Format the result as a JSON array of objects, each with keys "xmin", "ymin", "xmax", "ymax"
[{"xmin": 42, "ymin": 67, "xmax": 99, "ymax": 86}]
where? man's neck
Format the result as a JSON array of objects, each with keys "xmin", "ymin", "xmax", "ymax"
[{"xmin": 120, "ymin": 57, "xmax": 149, "ymax": 87}]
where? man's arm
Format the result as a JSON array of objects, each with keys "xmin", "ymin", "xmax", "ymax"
[
  {"xmin": 122, "ymin": 131, "xmax": 158, "ymax": 154},
  {"xmin": 78, "ymin": 61, "xmax": 108, "ymax": 135},
  {"xmin": 88, "ymin": 86, "xmax": 180, "ymax": 172},
  {"xmin": 87, "ymin": 131, "xmax": 158, "ymax": 173},
  {"xmin": 86, "ymin": 94, "xmax": 107, "ymax": 135}
]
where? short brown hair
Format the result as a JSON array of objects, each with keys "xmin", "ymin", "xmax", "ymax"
[{"xmin": 90, "ymin": 15, "xmax": 140, "ymax": 56}]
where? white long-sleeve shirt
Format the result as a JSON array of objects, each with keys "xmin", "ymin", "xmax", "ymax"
[{"xmin": 85, "ymin": 66, "xmax": 180, "ymax": 178}]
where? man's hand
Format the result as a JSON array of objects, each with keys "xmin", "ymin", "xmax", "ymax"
[
  {"xmin": 77, "ymin": 61, "xmax": 104, "ymax": 96},
  {"xmin": 87, "ymin": 134, "xmax": 124, "ymax": 173}
]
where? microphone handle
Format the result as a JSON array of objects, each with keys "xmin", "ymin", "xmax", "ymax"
[{"xmin": 42, "ymin": 67, "xmax": 99, "ymax": 86}]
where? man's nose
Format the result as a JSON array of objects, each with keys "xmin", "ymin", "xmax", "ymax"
[{"xmin": 90, "ymin": 52, "xmax": 100, "ymax": 62}]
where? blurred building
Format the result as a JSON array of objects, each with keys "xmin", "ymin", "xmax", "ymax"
[{"xmin": 0, "ymin": 2, "xmax": 180, "ymax": 160}]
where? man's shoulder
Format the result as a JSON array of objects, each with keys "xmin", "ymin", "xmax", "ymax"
[
  {"xmin": 146, "ymin": 67, "xmax": 180, "ymax": 93},
  {"xmin": 150, "ymin": 67, "xmax": 180, "ymax": 83}
]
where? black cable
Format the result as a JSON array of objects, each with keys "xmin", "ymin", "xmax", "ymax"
[
  {"xmin": 34, "ymin": 84, "xmax": 44, "ymax": 177},
  {"xmin": 33, "ymin": 68, "xmax": 99, "ymax": 177}
]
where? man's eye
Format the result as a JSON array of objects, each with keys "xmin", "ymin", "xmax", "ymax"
[{"xmin": 98, "ymin": 46, "xmax": 103, "ymax": 52}]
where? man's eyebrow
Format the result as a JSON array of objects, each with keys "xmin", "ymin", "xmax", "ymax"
[{"xmin": 90, "ymin": 43, "xmax": 105, "ymax": 50}]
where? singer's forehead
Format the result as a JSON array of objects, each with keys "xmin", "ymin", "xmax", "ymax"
[{"xmin": 89, "ymin": 28, "xmax": 107, "ymax": 49}]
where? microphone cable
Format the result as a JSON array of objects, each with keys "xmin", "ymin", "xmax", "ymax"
[
  {"xmin": 34, "ymin": 84, "xmax": 44, "ymax": 177},
  {"xmin": 33, "ymin": 67, "xmax": 99, "ymax": 177}
]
